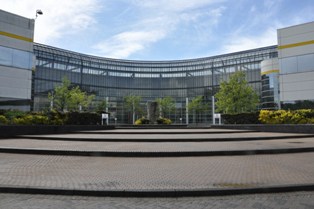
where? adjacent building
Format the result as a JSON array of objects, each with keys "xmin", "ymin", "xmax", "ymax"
[
  {"xmin": 0, "ymin": 10, "xmax": 34, "ymax": 111},
  {"xmin": 278, "ymin": 22, "xmax": 314, "ymax": 106}
]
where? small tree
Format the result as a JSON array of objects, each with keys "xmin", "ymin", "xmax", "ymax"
[
  {"xmin": 124, "ymin": 95, "xmax": 142, "ymax": 124},
  {"xmin": 155, "ymin": 96, "xmax": 175, "ymax": 118},
  {"xmin": 48, "ymin": 77, "xmax": 94, "ymax": 112},
  {"xmin": 188, "ymin": 96, "xmax": 207, "ymax": 123},
  {"xmin": 95, "ymin": 100, "xmax": 107, "ymax": 113},
  {"xmin": 67, "ymin": 86, "xmax": 95, "ymax": 111},
  {"xmin": 215, "ymin": 71, "xmax": 259, "ymax": 114},
  {"xmin": 48, "ymin": 77, "xmax": 71, "ymax": 111}
]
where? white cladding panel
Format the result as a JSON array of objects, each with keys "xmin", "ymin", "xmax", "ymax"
[
  {"xmin": 0, "ymin": 66, "xmax": 32, "ymax": 100},
  {"xmin": 280, "ymin": 71, "xmax": 314, "ymax": 101}
]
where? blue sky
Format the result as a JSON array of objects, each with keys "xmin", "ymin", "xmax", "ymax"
[{"xmin": 2, "ymin": 0, "xmax": 314, "ymax": 60}]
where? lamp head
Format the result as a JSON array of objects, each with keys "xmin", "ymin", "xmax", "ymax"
[{"xmin": 35, "ymin": 9, "xmax": 43, "ymax": 18}]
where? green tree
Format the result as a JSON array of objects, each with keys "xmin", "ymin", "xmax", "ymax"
[
  {"xmin": 155, "ymin": 96, "xmax": 175, "ymax": 118},
  {"xmin": 95, "ymin": 100, "xmax": 107, "ymax": 113},
  {"xmin": 48, "ymin": 77, "xmax": 94, "ymax": 112},
  {"xmin": 67, "ymin": 86, "xmax": 95, "ymax": 111},
  {"xmin": 188, "ymin": 96, "xmax": 207, "ymax": 123},
  {"xmin": 124, "ymin": 95, "xmax": 142, "ymax": 124},
  {"xmin": 215, "ymin": 71, "xmax": 259, "ymax": 114}
]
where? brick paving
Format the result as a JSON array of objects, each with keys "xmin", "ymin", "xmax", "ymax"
[
  {"xmin": 1, "ymin": 127, "xmax": 314, "ymax": 208},
  {"xmin": 0, "ymin": 153, "xmax": 313, "ymax": 191},
  {"xmin": 1, "ymin": 192, "xmax": 314, "ymax": 209}
]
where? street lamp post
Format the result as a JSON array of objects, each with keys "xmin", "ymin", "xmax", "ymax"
[{"xmin": 35, "ymin": 9, "xmax": 43, "ymax": 19}]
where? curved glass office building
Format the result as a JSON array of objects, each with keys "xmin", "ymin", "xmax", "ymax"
[
  {"xmin": 4, "ymin": 10, "xmax": 314, "ymax": 125},
  {"xmin": 33, "ymin": 43, "xmax": 277, "ymax": 124}
]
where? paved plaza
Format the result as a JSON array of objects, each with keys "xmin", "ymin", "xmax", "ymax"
[
  {"xmin": 0, "ymin": 128, "xmax": 314, "ymax": 208},
  {"xmin": 1, "ymin": 192, "xmax": 314, "ymax": 209}
]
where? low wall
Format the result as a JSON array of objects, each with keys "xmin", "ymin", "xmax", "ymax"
[
  {"xmin": 116, "ymin": 124, "xmax": 187, "ymax": 129},
  {"xmin": 212, "ymin": 124, "xmax": 314, "ymax": 134},
  {"xmin": 0, "ymin": 125, "xmax": 115, "ymax": 138}
]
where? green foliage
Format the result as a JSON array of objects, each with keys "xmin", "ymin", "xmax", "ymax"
[
  {"xmin": 12, "ymin": 114, "xmax": 49, "ymax": 125},
  {"xmin": 48, "ymin": 77, "xmax": 95, "ymax": 112},
  {"xmin": 0, "ymin": 109, "xmax": 101, "ymax": 125},
  {"xmin": 135, "ymin": 117, "xmax": 150, "ymax": 125},
  {"xmin": 188, "ymin": 96, "xmax": 207, "ymax": 113},
  {"xmin": 65, "ymin": 112, "xmax": 100, "ymax": 125},
  {"xmin": 95, "ymin": 100, "xmax": 107, "ymax": 113},
  {"xmin": 0, "ymin": 115, "xmax": 9, "ymax": 125},
  {"xmin": 157, "ymin": 117, "xmax": 172, "ymax": 125},
  {"xmin": 259, "ymin": 109, "xmax": 314, "ymax": 124},
  {"xmin": 222, "ymin": 112, "xmax": 260, "ymax": 124},
  {"xmin": 124, "ymin": 95, "xmax": 143, "ymax": 124},
  {"xmin": 45, "ymin": 110, "xmax": 66, "ymax": 125},
  {"xmin": 155, "ymin": 96, "xmax": 175, "ymax": 117},
  {"xmin": 124, "ymin": 95, "xmax": 142, "ymax": 113},
  {"xmin": 68, "ymin": 86, "xmax": 95, "ymax": 111},
  {"xmin": 215, "ymin": 71, "xmax": 259, "ymax": 114},
  {"xmin": 188, "ymin": 96, "xmax": 208, "ymax": 123},
  {"xmin": 134, "ymin": 117, "xmax": 172, "ymax": 125},
  {"xmin": 3, "ymin": 109, "xmax": 26, "ymax": 121}
]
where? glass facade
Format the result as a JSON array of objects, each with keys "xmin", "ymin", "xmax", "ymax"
[
  {"xmin": 33, "ymin": 43, "xmax": 277, "ymax": 124},
  {"xmin": 261, "ymin": 72, "xmax": 280, "ymax": 109}
]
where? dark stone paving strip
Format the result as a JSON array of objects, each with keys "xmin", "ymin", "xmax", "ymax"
[
  {"xmin": 13, "ymin": 134, "xmax": 314, "ymax": 142},
  {"xmin": 78, "ymin": 130, "xmax": 258, "ymax": 134},
  {"xmin": 1, "ymin": 192, "xmax": 314, "ymax": 209},
  {"xmin": 1, "ymin": 184, "xmax": 314, "ymax": 197},
  {"xmin": 0, "ymin": 147, "xmax": 314, "ymax": 157}
]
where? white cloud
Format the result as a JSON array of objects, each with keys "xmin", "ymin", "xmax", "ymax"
[
  {"xmin": 93, "ymin": 0, "xmax": 225, "ymax": 58},
  {"xmin": 1, "ymin": 0, "xmax": 100, "ymax": 44},
  {"xmin": 93, "ymin": 30, "xmax": 166, "ymax": 59},
  {"xmin": 131, "ymin": 0, "xmax": 225, "ymax": 12},
  {"xmin": 222, "ymin": 28, "xmax": 278, "ymax": 53}
]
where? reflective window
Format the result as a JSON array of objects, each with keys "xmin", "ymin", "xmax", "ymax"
[
  {"xmin": 0, "ymin": 45, "xmax": 32, "ymax": 69},
  {"xmin": 0, "ymin": 46, "xmax": 12, "ymax": 66}
]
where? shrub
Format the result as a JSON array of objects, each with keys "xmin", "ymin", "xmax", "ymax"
[
  {"xmin": 45, "ymin": 110, "xmax": 66, "ymax": 125},
  {"xmin": 222, "ymin": 112, "xmax": 260, "ymax": 124},
  {"xmin": 1, "ymin": 109, "xmax": 103, "ymax": 125},
  {"xmin": 65, "ymin": 112, "xmax": 100, "ymax": 125},
  {"xmin": 259, "ymin": 109, "xmax": 314, "ymax": 124},
  {"xmin": 0, "ymin": 115, "xmax": 9, "ymax": 125},
  {"xmin": 12, "ymin": 116, "xmax": 29, "ymax": 125},
  {"xmin": 135, "ymin": 117, "xmax": 150, "ymax": 125},
  {"xmin": 11, "ymin": 114, "xmax": 49, "ymax": 125},
  {"xmin": 31, "ymin": 115, "xmax": 49, "ymax": 124},
  {"xmin": 3, "ymin": 110, "xmax": 26, "ymax": 123},
  {"xmin": 157, "ymin": 117, "xmax": 172, "ymax": 125}
]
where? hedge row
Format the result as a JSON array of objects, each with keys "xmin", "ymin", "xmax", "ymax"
[
  {"xmin": 222, "ymin": 112, "xmax": 260, "ymax": 124},
  {"xmin": 259, "ymin": 109, "xmax": 314, "ymax": 124},
  {"xmin": 0, "ymin": 110, "xmax": 102, "ymax": 125}
]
